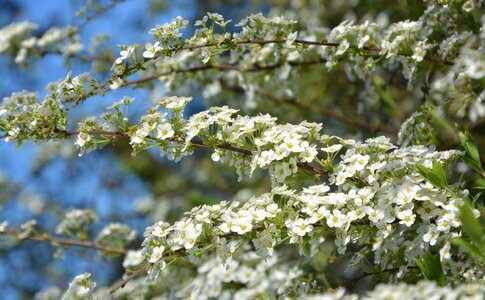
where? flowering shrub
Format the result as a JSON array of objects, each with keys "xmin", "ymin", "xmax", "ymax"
[{"xmin": 1, "ymin": 0, "xmax": 485, "ymax": 299}]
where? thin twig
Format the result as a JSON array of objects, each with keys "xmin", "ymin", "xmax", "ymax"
[
  {"xmin": 53, "ymin": 129, "xmax": 327, "ymax": 175},
  {"xmin": 109, "ymin": 265, "xmax": 148, "ymax": 294},
  {"xmin": 343, "ymin": 267, "xmax": 400, "ymax": 286},
  {"xmin": 66, "ymin": 58, "xmax": 326, "ymax": 110},
  {"xmin": 2, "ymin": 228, "xmax": 127, "ymax": 255},
  {"xmin": 77, "ymin": 0, "xmax": 123, "ymax": 30},
  {"xmin": 266, "ymin": 94, "xmax": 398, "ymax": 136},
  {"xmin": 66, "ymin": 36, "xmax": 452, "ymax": 110}
]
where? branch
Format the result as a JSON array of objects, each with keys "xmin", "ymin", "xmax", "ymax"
[
  {"xmin": 53, "ymin": 129, "xmax": 327, "ymax": 176},
  {"xmin": 67, "ymin": 35, "xmax": 452, "ymax": 110},
  {"xmin": 343, "ymin": 267, "xmax": 399, "ymax": 286},
  {"xmin": 77, "ymin": 0, "xmax": 123, "ymax": 30},
  {"xmin": 109, "ymin": 265, "xmax": 148, "ymax": 294},
  {"xmin": 2, "ymin": 228, "xmax": 127, "ymax": 255},
  {"xmin": 183, "ymin": 39, "xmax": 451, "ymax": 66},
  {"xmin": 343, "ymin": 266, "xmax": 418, "ymax": 287},
  {"xmin": 265, "ymin": 94, "xmax": 398, "ymax": 136},
  {"xmin": 66, "ymin": 57, "xmax": 327, "ymax": 110},
  {"xmin": 35, "ymin": 48, "xmax": 114, "ymax": 64}
]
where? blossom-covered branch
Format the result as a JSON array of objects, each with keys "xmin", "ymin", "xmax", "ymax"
[{"xmin": 2, "ymin": 227, "xmax": 127, "ymax": 255}]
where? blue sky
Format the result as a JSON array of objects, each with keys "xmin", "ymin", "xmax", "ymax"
[{"xmin": 0, "ymin": 1, "xmax": 195, "ymax": 298}]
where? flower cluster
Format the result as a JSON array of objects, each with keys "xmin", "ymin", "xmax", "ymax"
[
  {"xmin": 55, "ymin": 209, "xmax": 99, "ymax": 239},
  {"xmin": 0, "ymin": 91, "xmax": 67, "ymax": 144},
  {"xmin": 2, "ymin": 2, "xmax": 485, "ymax": 298},
  {"xmin": 0, "ymin": 22, "xmax": 82, "ymax": 64},
  {"xmin": 396, "ymin": 108, "xmax": 433, "ymax": 147},
  {"xmin": 303, "ymin": 280, "xmax": 485, "ymax": 300},
  {"xmin": 60, "ymin": 273, "xmax": 96, "ymax": 300},
  {"xmin": 176, "ymin": 249, "xmax": 302, "ymax": 299},
  {"xmin": 95, "ymin": 223, "xmax": 137, "ymax": 249},
  {"xmin": 182, "ymin": 105, "xmax": 322, "ymax": 182},
  {"xmin": 0, "ymin": 21, "xmax": 38, "ymax": 53},
  {"xmin": 140, "ymin": 124, "xmax": 481, "ymax": 282}
]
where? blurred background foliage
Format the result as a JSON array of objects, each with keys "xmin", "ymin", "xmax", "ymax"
[{"xmin": 0, "ymin": 0, "xmax": 484, "ymax": 299}]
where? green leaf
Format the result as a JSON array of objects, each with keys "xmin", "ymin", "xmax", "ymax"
[
  {"xmin": 457, "ymin": 127, "xmax": 484, "ymax": 176},
  {"xmin": 417, "ymin": 160, "xmax": 448, "ymax": 189},
  {"xmin": 451, "ymin": 237, "xmax": 485, "ymax": 262},
  {"xmin": 459, "ymin": 202, "xmax": 484, "ymax": 247},
  {"xmin": 414, "ymin": 251, "xmax": 444, "ymax": 286}
]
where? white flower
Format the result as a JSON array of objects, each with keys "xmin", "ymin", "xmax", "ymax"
[
  {"xmin": 464, "ymin": 56, "xmax": 485, "ymax": 80},
  {"xmin": 266, "ymin": 203, "xmax": 280, "ymax": 217},
  {"xmin": 257, "ymin": 150, "xmax": 276, "ymax": 167},
  {"xmin": 367, "ymin": 207, "xmax": 384, "ymax": 223},
  {"xmin": 123, "ymin": 250, "xmax": 144, "ymax": 268},
  {"xmin": 321, "ymin": 144, "xmax": 342, "ymax": 153},
  {"xmin": 143, "ymin": 41, "xmax": 162, "ymax": 58},
  {"xmin": 0, "ymin": 221, "xmax": 7, "ymax": 232},
  {"xmin": 336, "ymin": 39, "xmax": 349, "ymax": 56},
  {"xmin": 232, "ymin": 221, "xmax": 253, "ymax": 235},
  {"xmin": 250, "ymin": 208, "xmax": 268, "ymax": 221},
  {"xmin": 274, "ymin": 145, "xmax": 290, "ymax": 160},
  {"xmin": 211, "ymin": 150, "xmax": 222, "ymax": 162},
  {"xmin": 149, "ymin": 246, "xmax": 165, "ymax": 263},
  {"xmin": 462, "ymin": 0, "xmax": 475, "ymax": 12},
  {"xmin": 286, "ymin": 31, "xmax": 298, "ymax": 46},
  {"xmin": 5, "ymin": 127, "xmax": 20, "ymax": 143},
  {"xmin": 62, "ymin": 273, "xmax": 96, "ymax": 300},
  {"xmin": 349, "ymin": 154, "xmax": 370, "ymax": 171},
  {"xmin": 75, "ymin": 132, "xmax": 91, "ymax": 148},
  {"xmin": 115, "ymin": 45, "xmax": 135, "ymax": 64},
  {"xmin": 291, "ymin": 218, "xmax": 313, "ymax": 236},
  {"xmin": 436, "ymin": 214, "xmax": 452, "ymax": 232},
  {"xmin": 422, "ymin": 224, "xmax": 439, "ymax": 246},
  {"xmin": 219, "ymin": 221, "xmax": 235, "ymax": 233},
  {"xmin": 281, "ymin": 139, "xmax": 303, "ymax": 153},
  {"xmin": 326, "ymin": 209, "xmax": 348, "ymax": 228},
  {"xmin": 299, "ymin": 146, "xmax": 318, "ymax": 162},
  {"xmin": 273, "ymin": 163, "xmax": 292, "ymax": 183},
  {"xmin": 160, "ymin": 96, "xmax": 192, "ymax": 109},
  {"xmin": 412, "ymin": 40, "xmax": 429, "ymax": 62},
  {"xmin": 109, "ymin": 78, "xmax": 124, "ymax": 90},
  {"xmin": 397, "ymin": 209, "xmax": 415, "ymax": 227},
  {"xmin": 130, "ymin": 127, "xmax": 149, "ymax": 145},
  {"xmin": 156, "ymin": 123, "xmax": 174, "ymax": 140}
]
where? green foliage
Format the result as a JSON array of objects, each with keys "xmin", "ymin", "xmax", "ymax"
[
  {"xmin": 457, "ymin": 126, "xmax": 484, "ymax": 177},
  {"xmin": 451, "ymin": 201, "xmax": 485, "ymax": 262},
  {"xmin": 416, "ymin": 160, "xmax": 448, "ymax": 189},
  {"xmin": 415, "ymin": 251, "xmax": 444, "ymax": 286}
]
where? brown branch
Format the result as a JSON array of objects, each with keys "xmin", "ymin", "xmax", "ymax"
[
  {"xmin": 2, "ymin": 228, "xmax": 127, "ymax": 255},
  {"xmin": 266, "ymin": 94, "xmax": 398, "ymax": 136},
  {"xmin": 118, "ymin": 58, "xmax": 326, "ymax": 88},
  {"xmin": 184, "ymin": 39, "xmax": 451, "ymax": 65},
  {"xmin": 36, "ymin": 48, "xmax": 114, "ymax": 64},
  {"xmin": 53, "ymin": 128, "xmax": 327, "ymax": 175},
  {"xmin": 77, "ymin": 0, "xmax": 122, "ymax": 30},
  {"xmin": 109, "ymin": 265, "xmax": 148, "ymax": 294},
  {"xmin": 343, "ymin": 266, "xmax": 418, "ymax": 287},
  {"xmin": 343, "ymin": 267, "xmax": 399, "ymax": 286},
  {"xmin": 54, "ymin": 128, "xmax": 123, "ymax": 137},
  {"xmin": 66, "ymin": 57, "xmax": 326, "ymax": 110},
  {"xmin": 66, "ymin": 36, "xmax": 452, "ymax": 110}
]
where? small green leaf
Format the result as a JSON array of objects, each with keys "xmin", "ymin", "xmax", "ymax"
[
  {"xmin": 417, "ymin": 160, "xmax": 448, "ymax": 189},
  {"xmin": 432, "ymin": 160, "xmax": 447, "ymax": 187},
  {"xmin": 414, "ymin": 251, "xmax": 444, "ymax": 286},
  {"xmin": 457, "ymin": 127, "xmax": 484, "ymax": 176},
  {"xmin": 451, "ymin": 237, "xmax": 485, "ymax": 262},
  {"xmin": 302, "ymin": 239, "xmax": 312, "ymax": 257},
  {"xmin": 459, "ymin": 202, "xmax": 484, "ymax": 247}
]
